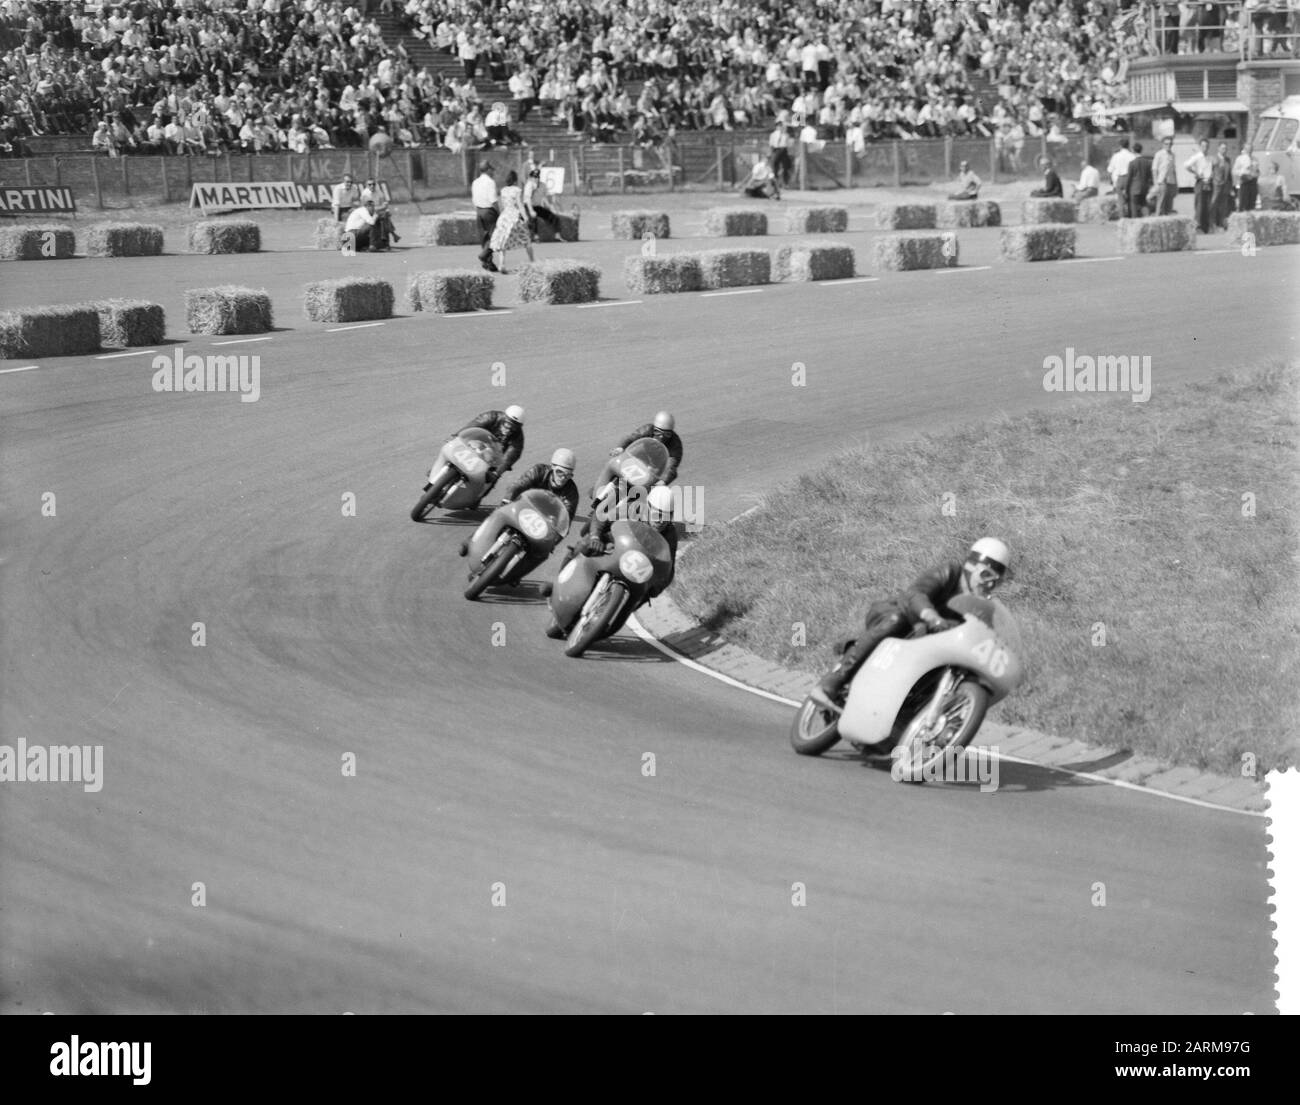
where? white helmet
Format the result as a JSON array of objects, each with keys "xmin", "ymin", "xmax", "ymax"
[
  {"xmin": 964, "ymin": 537, "xmax": 1010, "ymax": 596},
  {"xmin": 504, "ymin": 404, "xmax": 525, "ymax": 425},
  {"xmin": 652, "ymin": 410, "xmax": 675, "ymax": 433},
  {"xmin": 550, "ymin": 448, "xmax": 575, "ymax": 473},
  {"xmin": 647, "ymin": 484, "xmax": 675, "ymax": 524}
]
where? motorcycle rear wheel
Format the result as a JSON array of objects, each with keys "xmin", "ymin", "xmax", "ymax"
[
  {"xmin": 789, "ymin": 696, "xmax": 841, "ymax": 756},
  {"xmin": 410, "ymin": 469, "xmax": 457, "ymax": 521},
  {"xmin": 564, "ymin": 581, "xmax": 626, "ymax": 658},
  {"xmin": 893, "ymin": 679, "xmax": 990, "ymax": 783},
  {"xmin": 463, "ymin": 542, "xmax": 514, "ymax": 601}
]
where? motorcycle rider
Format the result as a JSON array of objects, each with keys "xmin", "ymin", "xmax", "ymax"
[
  {"xmin": 453, "ymin": 404, "xmax": 525, "ymax": 504},
  {"xmin": 608, "ymin": 411, "xmax": 683, "ymax": 485},
  {"xmin": 809, "ymin": 538, "xmax": 1012, "ymax": 712},
  {"xmin": 545, "ymin": 484, "xmax": 678, "ymax": 637}
]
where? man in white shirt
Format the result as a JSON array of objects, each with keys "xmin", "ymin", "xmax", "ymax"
[
  {"xmin": 343, "ymin": 199, "xmax": 378, "ymax": 251},
  {"xmin": 1152, "ymin": 135, "xmax": 1178, "ymax": 215},
  {"xmin": 1072, "ymin": 161, "xmax": 1101, "ymax": 199},
  {"xmin": 1183, "ymin": 137, "xmax": 1214, "ymax": 232},
  {"xmin": 470, "ymin": 162, "xmax": 499, "ymax": 270},
  {"xmin": 1106, "ymin": 137, "xmax": 1135, "ymax": 216},
  {"xmin": 331, "ymin": 172, "xmax": 359, "ymax": 222}
]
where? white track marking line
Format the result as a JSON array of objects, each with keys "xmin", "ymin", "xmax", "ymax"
[
  {"xmin": 326, "ymin": 322, "xmax": 385, "ymax": 332},
  {"xmin": 936, "ymin": 265, "xmax": 990, "ymax": 273},
  {"xmin": 627, "ymin": 617, "xmax": 1262, "ymax": 818},
  {"xmin": 445, "ymin": 310, "xmax": 513, "ymax": 318},
  {"xmin": 1059, "ymin": 256, "xmax": 1123, "ymax": 264},
  {"xmin": 576, "ymin": 300, "xmax": 642, "ymax": 309},
  {"xmin": 0, "ymin": 365, "xmax": 40, "ymax": 374},
  {"xmin": 211, "ymin": 336, "xmax": 273, "ymax": 346},
  {"xmin": 700, "ymin": 288, "xmax": 764, "ymax": 297},
  {"xmin": 95, "ymin": 349, "xmax": 157, "ymax": 359},
  {"xmin": 819, "ymin": 276, "xmax": 879, "ymax": 285},
  {"xmin": 1192, "ymin": 248, "xmax": 1240, "ymax": 255}
]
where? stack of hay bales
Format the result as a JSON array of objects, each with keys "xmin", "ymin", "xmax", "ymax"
[
  {"xmin": 0, "ymin": 304, "xmax": 100, "ymax": 357},
  {"xmin": 873, "ymin": 232, "xmax": 958, "ymax": 270},
  {"xmin": 999, "ymin": 225, "xmax": 1076, "ymax": 261},
  {"xmin": 875, "ymin": 204, "xmax": 937, "ymax": 229},
  {"xmin": 85, "ymin": 223, "xmax": 164, "ymax": 257},
  {"xmin": 406, "ymin": 270, "xmax": 495, "ymax": 313},
  {"xmin": 303, "ymin": 278, "xmax": 394, "ymax": 323},
  {"xmin": 703, "ymin": 207, "xmax": 768, "ymax": 236},
  {"xmin": 187, "ymin": 220, "xmax": 260, "ymax": 254},
  {"xmin": 1225, "ymin": 211, "xmax": 1300, "ymax": 247},
  {"xmin": 185, "ymin": 286, "xmax": 273, "ymax": 334},
  {"xmin": 312, "ymin": 218, "xmax": 346, "ymax": 250},
  {"xmin": 784, "ymin": 206, "xmax": 849, "ymax": 234},
  {"xmin": 611, "ymin": 211, "xmax": 671, "ymax": 240},
  {"xmin": 1020, "ymin": 199, "xmax": 1076, "ymax": 225},
  {"xmin": 0, "ymin": 223, "xmax": 76, "ymax": 260},
  {"xmin": 97, "ymin": 299, "xmax": 165, "ymax": 347},
  {"xmin": 696, "ymin": 248, "xmax": 771, "ymax": 289},
  {"xmin": 772, "ymin": 243, "xmax": 855, "ymax": 282},
  {"xmin": 517, "ymin": 260, "xmax": 600, "ymax": 304},
  {"xmin": 623, "ymin": 254, "xmax": 702, "ymax": 295},
  {"xmin": 1116, "ymin": 216, "xmax": 1196, "ymax": 254},
  {"xmin": 1076, "ymin": 196, "xmax": 1122, "ymax": 223},
  {"xmin": 936, "ymin": 201, "xmax": 1001, "ymax": 228},
  {"xmin": 418, "ymin": 214, "xmax": 482, "ymax": 246}
]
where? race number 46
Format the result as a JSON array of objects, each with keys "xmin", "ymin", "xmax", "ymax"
[{"xmin": 971, "ymin": 638, "xmax": 1009, "ymax": 677}]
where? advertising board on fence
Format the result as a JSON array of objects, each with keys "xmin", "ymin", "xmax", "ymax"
[
  {"xmin": 0, "ymin": 186, "xmax": 77, "ymax": 214},
  {"xmin": 189, "ymin": 181, "xmax": 391, "ymax": 214}
]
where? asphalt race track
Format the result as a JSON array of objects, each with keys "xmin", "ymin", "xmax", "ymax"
[{"xmin": 1, "ymin": 228, "xmax": 1291, "ymax": 1013}]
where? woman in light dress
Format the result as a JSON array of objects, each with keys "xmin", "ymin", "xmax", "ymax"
[{"xmin": 489, "ymin": 171, "xmax": 535, "ymax": 273}]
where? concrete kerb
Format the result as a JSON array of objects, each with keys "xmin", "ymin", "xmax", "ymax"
[{"xmin": 630, "ymin": 540, "xmax": 1266, "ymax": 814}]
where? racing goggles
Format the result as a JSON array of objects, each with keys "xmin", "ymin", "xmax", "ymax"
[{"xmin": 964, "ymin": 553, "xmax": 1007, "ymax": 587}]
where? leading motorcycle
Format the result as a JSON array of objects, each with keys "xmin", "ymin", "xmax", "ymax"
[
  {"xmin": 410, "ymin": 428, "xmax": 504, "ymax": 521},
  {"xmin": 788, "ymin": 592, "xmax": 1025, "ymax": 782}
]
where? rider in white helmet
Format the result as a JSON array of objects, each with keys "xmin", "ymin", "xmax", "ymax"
[
  {"xmin": 608, "ymin": 410, "xmax": 683, "ymax": 484},
  {"xmin": 497, "ymin": 446, "xmax": 580, "ymax": 519},
  {"xmin": 571, "ymin": 482, "xmax": 678, "ymax": 589},
  {"xmin": 810, "ymin": 538, "xmax": 1012, "ymax": 711},
  {"xmin": 456, "ymin": 404, "xmax": 526, "ymax": 503}
]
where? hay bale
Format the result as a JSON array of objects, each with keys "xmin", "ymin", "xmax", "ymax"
[
  {"xmin": 303, "ymin": 278, "xmax": 394, "ymax": 323},
  {"xmin": 611, "ymin": 210, "xmax": 671, "ymax": 240},
  {"xmin": 622, "ymin": 254, "xmax": 702, "ymax": 295},
  {"xmin": 535, "ymin": 211, "xmax": 579, "ymax": 243},
  {"xmin": 418, "ymin": 214, "xmax": 482, "ymax": 246},
  {"xmin": 1225, "ymin": 211, "xmax": 1300, "ymax": 247},
  {"xmin": 1116, "ymin": 216, "xmax": 1196, "ymax": 254},
  {"xmin": 0, "ymin": 304, "xmax": 100, "ymax": 358},
  {"xmin": 406, "ymin": 269, "xmax": 495, "ymax": 313},
  {"xmin": 184, "ymin": 286, "xmax": 273, "ymax": 335},
  {"xmin": 872, "ymin": 232, "xmax": 958, "ymax": 271},
  {"xmin": 784, "ymin": 206, "xmax": 849, "ymax": 234},
  {"xmin": 773, "ymin": 243, "xmax": 856, "ymax": 282},
  {"xmin": 703, "ymin": 207, "xmax": 768, "ymax": 237},
  {"xmin": 187, "ymin": 220, "xmax": 260, "ymax": 254},
  {"xmin": 517, "ymin": 259, "xmax": 600, "ymax": 305},
  {"xmin": 1076, "ymin": 196, "xmax": 1121, "ymax": 223},
  {"xmin": 96, "ymin": 299, "xmax": 165, "ymax": 347},
  {"xmin": 999, "ymin": 224, "xmax": 1076, "ymax": 262},
  {"xmin": 696, "ymin": 248, "xmax": 771, "ymax": 289},
  {"xmin": 936, "ymin": 200, "xmax": 1002, "ymax": 228},
  {"xmin": 1020, "ymin": 199, "xmax": 1076, "ymax": 225},
  {"xmin": 874, "ymin": 204, "xmax": 936, "ymax": 229},
  {"xmin": 85, "ymin": 222, "xmax": 164, "ymax": 257},
  {"xmin": 0, "ymin": 223, "xmax": 76, "ymax": 261},
  {"xmin": 313, "ymin": 218, "xmax": 346, "ymax": 250}
]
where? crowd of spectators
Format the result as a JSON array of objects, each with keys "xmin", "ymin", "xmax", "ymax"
[{"xmin": 1, "ymin": 1, "xmax": 1296, "ymax": 161}]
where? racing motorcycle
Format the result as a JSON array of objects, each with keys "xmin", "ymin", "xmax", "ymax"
[
  {"xmin": 461, "ymin": 488, "xmax": 571, "ymax": 601},
  {"xmin": 410, "ymin": 428, "xmax": 504, "ymax": 521},
  {"xmin": 788, "ymin": 592, "xmax": 1025, "ymax": 782},
  {"xmin": 544, "ymin": 519, "xmax": 673, "ymax": 658},
  {"xmin": 589, "ymin": 437, "xmax": 671, "ymax": 509}
]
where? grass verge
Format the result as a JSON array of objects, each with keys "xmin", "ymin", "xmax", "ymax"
[{"xmin": 672, "ymin": 361, "xmax": 1299, "ymax": 773}]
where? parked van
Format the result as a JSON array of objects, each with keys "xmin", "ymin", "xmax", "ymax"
[{"xmin": 1251, "ymin": 96, "xmax": 1300, "ymax": 201}]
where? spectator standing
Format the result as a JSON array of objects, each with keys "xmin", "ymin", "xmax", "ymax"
[
  {"xmin": 471, "ymin": 161, "xmax": 500, "ymax": 272},
  {"xmin": 523, "ymin": 166, "xmax": 559, "ymax": 240},
  {"xmin": 769, "ymin": 113, "xmax": 794, "ymax": 186},
  {"xmin": 1183, "ymin": 137, "xmax": 1214, "ymax": 232},
  {"xmin": 1107, "ymin": 137, "xmax": 1136, "ymax": 216},
  {"xmin": 332, "ymin": 172, "xmax": 359, "ymax": 222},
  {"xmin": 1210, "ymin": 141, "xmax": 1233, "ymax": 230},
  {"xmin": 488, "ymin": 170, "xmax": 534, "ymax": 273},
  {"xmin": 1152, "ymin": 136, "xmax": 1178, "ymax": 215},
  {"xmin": 1233, "ymin": 142, "xmax": 1260, "ymax": 212}
]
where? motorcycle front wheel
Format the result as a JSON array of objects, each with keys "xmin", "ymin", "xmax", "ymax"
[
  {"xmin": 789, "ymin": 696, "xmax": 841, "ymax": 756},
  {"xmin": 463, "ymin": 542, "xmax": 515, "ymax": 601},
  {"xmin": 410, "ymin": 468, "xmax": 457, "ymax": 522},
  {"xmin": 564, "ymin": 580, "xmax": 626, "ymax": 658},
  {"xmin": 893, "ymin": 679, "xmax": 990, "ymax": 783}
]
